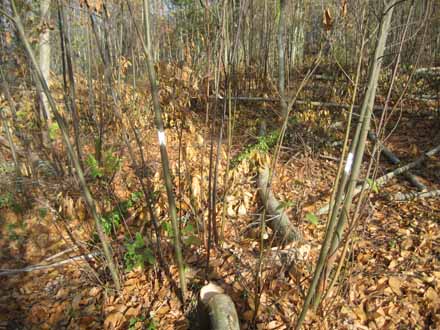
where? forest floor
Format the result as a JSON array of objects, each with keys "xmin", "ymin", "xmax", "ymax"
[{"xmin": 0, "ymin": 72, "xmax": 439, "ymax": 330}]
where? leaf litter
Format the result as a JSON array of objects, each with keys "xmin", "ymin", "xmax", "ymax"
[{"xmin": 0, "ymin": 67, "xmax": 439, "ymax": 330}]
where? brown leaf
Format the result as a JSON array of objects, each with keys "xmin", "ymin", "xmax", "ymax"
[
  {"xmin": 323, "ymin": 9, "xmax": 333, "ymax": 31},
  {"xmin": 425, "ymin": 287, "xmax": 438, "ymax": 301},
  {"xmin": 341, "ymin": 0, "xmax": 348, "ymax": 17},
  {"xmin": 104, "ymin": 311, "xmax": 124, "ymax": 330},
  {"xmin": 29, "ymin": 305, "xmax": 48, "ymax": 324},
  {"xmin": 89, "ymin": 287, "xmax": 102, "ymax": 297},
  {"xmin": 125, "ymin": 305, "xmax": 141, "ymax": 318},
  {"xmin": 242, "ymin": 310, "xmax": 254, "ymax": 321}
]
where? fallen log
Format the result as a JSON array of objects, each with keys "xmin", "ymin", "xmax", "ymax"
[
  {"xmin": 374, "ymin": 144, "xmax": 440, "ymax": 185},
  {"xmin": 391, "ymin": 189, "xmax": 440, "ymax": 201},
  {"xmin": 199, "ymin": 283, "xmax": 240, "ymax": 330},
  {"xmin": 256, "ymin": 122, "xmax": 301, "ymax": 242},
  {"xmin": 258, "ymin": 165, "xmax": 302, "ymax": 242},
  {"xmin": 368, "ymin": 131, "xmax": 426, "ymax": 191},
  {"xmin": 317, "ymin": 143, "xmax": 440, "ymax": 215}
]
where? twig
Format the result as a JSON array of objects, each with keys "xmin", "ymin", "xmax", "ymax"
[
  {"xmin": 0, "ymin": 252, "xmax": 101, "ymax": 276},
  {"xmin": 319, "ymin": 154, "xmax": 340, "ymax": 162},
  {"xmin": 43, "ymin": 246, "xmax": 79, "ymax": 262}
]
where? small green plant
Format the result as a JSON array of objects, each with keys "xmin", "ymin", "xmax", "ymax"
[
  {"xmin": 86, "ymin": 148, "xmax": 121, "ymax": 180},
  {"xmin": 162, "ymin": 221, "xmax": 174, "ymax": 237},
  {"xmin": 129, "ymin": 317, "xmax": 156, "ymax": 330},
  {"xmin": 232, "ymin": 130, "xmax": 280, "ymax": 167},
  {"xmin": 48, "ymin": 122, "xmax": 60, "ymax": 140},
  {"xmin": 277, "ymin": 200, "xmax": 295, "ymax": 212},
  {"xmin": 0, "ymin": 192, "xmax": 13, "ymax": 208},
  {"xmin": 388, "ymin": 239, "xmax": 397, "ymax": 249},
  {"xmin": 0, "ymin": 192, "xmax": 22, "ymax": 213},
  {"xmin": 128, "ymin": 316, "xmax": 146, "ymax": 330},
  {"xmin": 146, "ymin": 320, "xmax": 157, "ymax": 330},
  {"xmin": 366, "ymin": 178, "xmax": 380, "ymax": 193},
  {"xmin": 100, "ymin": 212, "xmax": 121, "ymax": 235},
  {"xmin": 6, "ymin": 223, "xmax": 19, "ymax": 241},
  {"xmin": 306, "ymin": 212, "xmax": 319, "ymax": 226},
  {"xmin": 124, "ymin": 232, "xmax": 156, "ymax": 272},
  {"xmin": 86, "ymin": 154, "xmax": 103, "ymax": 179},
  {"xmin": 38, "ymin": 207, "xmax": 48, "ymax": 219},
  {"xmin": 181, "ymin": 223, "xmax": 201, "ymax": 246},
  {"xmin": 100, "ymin": 191, "xmax": 142, "ymax": 235}
]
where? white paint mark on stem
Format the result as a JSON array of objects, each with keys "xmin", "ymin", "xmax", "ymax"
[{"xmin": 344, "ymin": 152, "xmax": 354, "ymax": 174}]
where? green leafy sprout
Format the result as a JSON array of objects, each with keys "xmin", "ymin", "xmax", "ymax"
[{"xmin": 124, "ymin": 232, "xmax": 156, "ymax": 272}]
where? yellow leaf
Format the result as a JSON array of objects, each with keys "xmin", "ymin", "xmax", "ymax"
[
  {"xmin": 341, "ymin": 0, "xmax": 348, "ymax": 17},
  {"xmin": 425, "ymin": 287, "xmax": 438, "ymax": 301},
  {"xmin": 191, "ymin": 176, "xmax": 200, "ymax": 198},
  {"xmin": 353, "ymin": 304, "xmax": 367, "ymax": 322},
  {"xmin": 388, "ymin": 260, "xmax": 398, "ymax": 269},
  {"xmin": 237, "ymin": 203, "xmax": 247, "ymax": 216},
  {"xmin": 197, "ymin": 134, "xmax": 204, "ymax": 146},
  {"xmin": 227, "ymin": 204, "xmax": 236, "ymax": 217},
  {"xmin": 388, "ymin": 277, "xmax": 402, "ymax": 295}
]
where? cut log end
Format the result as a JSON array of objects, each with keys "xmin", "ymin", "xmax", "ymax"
[{"xmin": 199, "ymin": 283, "xmax": 240, "ymax": 330}]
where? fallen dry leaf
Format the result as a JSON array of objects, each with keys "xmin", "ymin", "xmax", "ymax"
[
  {"xmin": 104, "ymin": 311, "xmax": 125, "ymax": 330},
  {"xmin": 388, "ymin": 277, "xmax": 402, "ymax": 295}
]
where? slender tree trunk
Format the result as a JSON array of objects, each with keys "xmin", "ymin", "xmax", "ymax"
[
  {"xmin": 277, "ymin": 0, "xmax": 288, "ymax": 116},
  {"xmin": 39, "ymin": 0, "xmax": 51, "ymax": 125},
  {"xmin": 295, "ymin": 2, "xmax": 397, "ymax": 328},
  {"xmin": 9, "ymin": 0, "xmax": 121, "ymax": 292},
  {"xmin": 142, "ymin": 0, "xmax": 187, "ymax": 301}
]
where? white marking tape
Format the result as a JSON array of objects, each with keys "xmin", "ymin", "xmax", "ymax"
[{"xmin": 344, "ymin": 152, "xmax": 354, "ymax": 174}]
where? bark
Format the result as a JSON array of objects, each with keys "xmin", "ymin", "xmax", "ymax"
[
  {"xmin": 199, "ymin": 283, "xmax": 240, "ymax": 330},
  {"xmin": 57, "ymin": 0, "xmax": 82, "ymax": 166}
]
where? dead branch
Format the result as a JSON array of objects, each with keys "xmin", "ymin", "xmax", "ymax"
[
  {"xmin": 368, "ymin": 131, "xmax": 426, "ymax": 191},
  {"xmin": 0, "ymin": 252, "xmax": 100, "ymax": 276},
  {"xmin": 392, "ymin": 189, "xmax": 440, "ymax": 201},
  {"xmin": 317, "ymin": 143, "xmax": 440, "ymax": 215}
]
